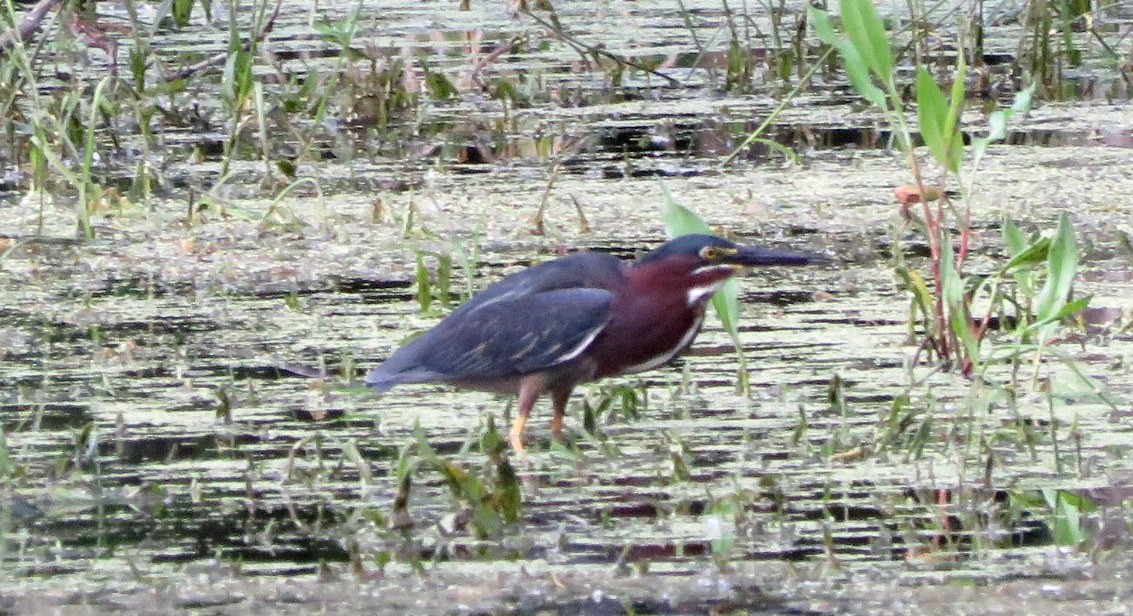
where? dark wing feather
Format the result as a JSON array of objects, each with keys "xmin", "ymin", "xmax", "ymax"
[
  {"xmin": 448, "ymin": 251, "xmax": 626, "ymax": 317},
  {"xmin": 366, "ymin": 287, "xmax": 613, "ymax": 389}
]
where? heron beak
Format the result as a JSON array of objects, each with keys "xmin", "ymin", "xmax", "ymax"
[{"xmin": 729, "ymin": 245, "xmax": 833, "ymax": 267}]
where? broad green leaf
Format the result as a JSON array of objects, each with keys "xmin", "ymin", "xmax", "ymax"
[
  {"xmin": 915, "ymin": 68, "xmax": 963, "ymax": 172},
  {"xmin": 943, "ymin": 58, "xmax": 967, "ymax": 172},
  {"xmin": 659, "ymin": 181, "xmax": 741, "ymax": 333},
  {"xmin": 916, "ymin": 68, "xmax": 949, "ymax": 168},
  {"xmin": 1044, "ymin": 489, "xmax": 1095, "ymax": 546},
  {"xmin": 660, "ymin": 180, "xmax": 714, "ymax": 235},
  {"xmin": 809, "ymin": 4, "xmax": 842, "ymax": 47},
  {"xmin": 659, "ymin": 180, "xmax": 748, "ymax": 393}
]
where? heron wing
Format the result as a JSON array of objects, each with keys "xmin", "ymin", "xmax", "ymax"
[
  {"xmin": 366, "ymin": 287, "xmax": 613, "ymax": 388},
  {"xmin": 448, "ymin": 251, "xmax": 626, "ymax": 317}
]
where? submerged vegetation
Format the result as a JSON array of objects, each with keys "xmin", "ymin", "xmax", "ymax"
[{"xmin": 1, "ymin": 0, "xmax": 1132, "ymax": 612}]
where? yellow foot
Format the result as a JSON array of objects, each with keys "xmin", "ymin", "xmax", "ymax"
[{"xmin": 508, "ymin": 428, "xmax": 526, "ymax": 452}]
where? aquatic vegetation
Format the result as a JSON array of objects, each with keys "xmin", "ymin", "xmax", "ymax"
[{"xmin": 0, "ymin": 0, "xmax": 1131, "ymax": 611}]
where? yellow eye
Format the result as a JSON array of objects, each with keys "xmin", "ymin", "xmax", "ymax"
[{"xmin": 699, "ymin": 246, "xmax": 720, "ymax": 260}]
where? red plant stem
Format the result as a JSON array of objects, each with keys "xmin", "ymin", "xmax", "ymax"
[
  {"xmin": 908, "ymin": 151, "xmax": 950, "ymax": 365},
  {"xmin": 957, "ymin": 197, "xmax": 971, "ymax": 268}
]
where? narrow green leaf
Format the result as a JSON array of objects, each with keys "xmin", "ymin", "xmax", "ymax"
[
  {"xmin": 840, "ymin": 43, "xmax": 888, "ymax": 108},
  {"xmin": 1002, "ymin": 219, "xmax": 1028, "ymax": 256},
  {"xmin": 711, "ymin": 282, "xmax": 741, "ymax": 335},
  {"xmin": 0, "ymin": 431, "xmax": 11, "ymax": 479},
  {"xmin": 857, "ymin": 0, "xmax": 893, "ymax": 78},
  {"xmin": 945, "ymin": 129, "xmax": 964, "ymax": 173},
  {"xmin": 943, "ymin": 58, "xmax": 967, "ymax": 172},
  {"xmin": 1024, "ymin": 295, "xmax": 1092, "ymax": 336},
  {"xmin": 809, "ymin": 5, "xmax": 841, "ymax": 47},
  {"xmin": 984, "ymin": 110, "xmax": 1008, "ymax": 143},
  {"xmin": 836, "ymin": 3, "xmax": 876, "ymax": 76},
  {"xmin": 938, "ymin": 58, "xmax": 965, "ymax": 172},
  {"xmin": 940, "ymin": 239, "xmax": 979, "ymax": 364},
  {"xmin": 974, "ymin": 83, "xmax": 1034, "ymax": 161},
  {"xmin": 808, "ymin": 5, "xmax": 886, "ymax": 108},
  {"xmin": 1011, "ymin": 84, "xmax": 1036, "ymax": 113},
  {"xmin": 1001, "ymin": 237, "xmax": 1051, "ymax": 273},
  {"xmin": 494, "ymin": 456, "xmax": 521, "ymax": 524},
  {"xmin": 895, "ymin": 267, "xmax": 933, "ymax": 316},
  {"xmin": 1046, "ymin": 295, "xmax": 1092, "ymax": 322},
  {"xmin": 414, "ymin": 254, "xmax": 432, "ymax": 313},
  {"xmin": 945, "ymin": 57, "xmax": 967, "ymax": 138}
]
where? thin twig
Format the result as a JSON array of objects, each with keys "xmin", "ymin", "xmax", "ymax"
[
  {"xmin": 161, "ymin": 0, "xmax": 283, "ymax": 82},
  {"xmin": 720, "ymin": 47, "xmax": 832, "ymax": 167},
  {"xmin": 468, "ymin": 34, "xmax": 526, "ymax": 89},
  {"xmin": 522, "ymin": 9, "xmax": 681, "ymax": 88},
  {"xmin": 530, "ymin": 161, "xmax": 561, "ymax": 236}
]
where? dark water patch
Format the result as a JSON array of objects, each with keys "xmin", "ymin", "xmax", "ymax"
[
  {"xmin": 114, "ymin": 434, "xmax": 227, "ymax": 464},
  {"xmin": 0, "ymin": 403, "xmax": 92, "ymax": 431},
  {"xmin": 1007, "ymin": 127, "xmax": 1133, "ymax": 148},
  {"xmin": 742, "ymin": 289, "xmax": 824, "ymax": 306}
]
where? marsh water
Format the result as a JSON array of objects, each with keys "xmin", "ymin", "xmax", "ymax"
[{"xmin": 2, "ymin": 0, "xmax": 1133, "ymax": 614}]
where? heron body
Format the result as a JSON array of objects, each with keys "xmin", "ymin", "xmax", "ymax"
[{"xmin": 366, "ymin": 234, "xmax": 824, "ymax": 450}]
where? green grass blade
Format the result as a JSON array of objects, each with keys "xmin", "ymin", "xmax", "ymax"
[
  {"xmin": 839, "ymin": 0, "xmax": 892, "ymax": 79},
  {"xmin": 1011, "ymin": 84, "xmax": 1036, "ymax": 114},
  {"xmin": 809, "ymin": 4, "xmax": 841, "ymax": 47},
  {"xmin": 940, "ymin": 238, "xmax": 979, "ymax": 365},
  {"xmin": 1035, "ymin": 211, "xmax": 1078, "ymax": 323}
]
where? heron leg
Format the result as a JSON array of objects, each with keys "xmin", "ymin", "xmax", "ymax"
[
  {"xmin": 550, "ymin": 387, "xmax": 572, "ymax": 443},
  {"xmin": 510, "ymin": 376, "xmax": 543, "ymax": 451}
]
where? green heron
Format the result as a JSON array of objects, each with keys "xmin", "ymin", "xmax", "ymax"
[{"xmin": 366, "ymin": 234, "xmax": 826, "ymax": 450}]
